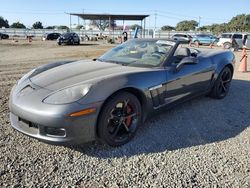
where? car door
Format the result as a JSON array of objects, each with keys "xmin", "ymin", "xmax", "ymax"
[
  {"xmin": 233, "ymin": 34, "xmax": 243, "ymax": 48},
  {"xmin": 73, "ymin": 33, "xmax": 78, "ymax": 42},
  {"xmin": 198, "ymin": 35, "xmax": 207, "ymax": 44},
  {"xmin": 164, "ymin": 48, "xmax": 214, "ymax": 104},
  {"xmin": 52, "ymin": 33, "xmax": 57, "ymax": 40},
  {"xmin": 246, "ymin": 35, "xmax": 250, "ymax": 48}
]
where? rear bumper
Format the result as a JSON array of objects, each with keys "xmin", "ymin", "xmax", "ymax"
[{"xmin": 57, "ymin": 39, "xmax": 69, "ymax": 44}]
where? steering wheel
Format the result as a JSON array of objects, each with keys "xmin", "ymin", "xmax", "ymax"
[{"xmin": 151, "ymin": 52, "xmax": 164, "ymax": 59}]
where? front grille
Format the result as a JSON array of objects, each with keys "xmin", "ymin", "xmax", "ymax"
[
  {"xmin": 18, "ymin": 118, "xmax": 66, "ymax": 138},
  {"xmin": 18, "ymin": 118, "xmax": 39, "ymax": 134},
  {"xmin": 29, "ymin": 123, "xmax": 38, "ymax": 129}
]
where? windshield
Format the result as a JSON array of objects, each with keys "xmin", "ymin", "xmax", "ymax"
[
  {"xmin": 221, "ymin": 34, "xmax": 232, "ymax": 38},
  {"xmin": 62, "ymin": 33, "xmax": 72, "ymax": 38},
  {"xmin": 98, "ymin": 39, "xmax": 175, "ymax": 67}
]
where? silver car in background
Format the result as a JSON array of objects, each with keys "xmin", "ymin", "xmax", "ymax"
[
  {"xmin": 171, "ymin": 34, "xmax": 192, "ymax": 43},
  {"xmin": 217, "ymin": 33, "xmax": 250, "ymax": 49}
]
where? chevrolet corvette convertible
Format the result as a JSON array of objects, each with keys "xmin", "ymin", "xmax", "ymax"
[{"xmin": 9, "ymin": 39, "xmax": 235, "ymax": 146}]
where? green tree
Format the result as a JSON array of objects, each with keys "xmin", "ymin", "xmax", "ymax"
[
  {"xmin": 45, "ymin": 26, "xmax": 56, "ymax": 29},
  {"xmin": 10, "ymin": 22, "xmax": 26, "ymax": 29},
  {"xmin": 90, "ymin": 20, "xmax": 116, "ymax": 31},
  {"xmin": 0, "ymin": 16, "xmax": 9, "ymax": 28},
  {"xmin": 161, "ymin": 25, "xmax": 175, "ymax": 31},
  {"xmin": 176, "ymin": 20, "xmax": 198, "ymax": 31},
  {"xmin": 57, "ymin": 25, "xmax": 69, "ymax": 30},
  {"xmin": 130, "ymin": 24, "xmax": 142, "ymax": 30},
  {"xmin": 76, "ymin": 25, "xmax": 85, "ymax": 30},
  {"xmin": 209, "ymin": 24, "xmax": 227, "ymax": 34},
  {"xmin": 198, "ymin": 25, "xmax": 211, "ymax": 32},
  {"xmin": 227, "ymin": 14, "xmax": 250, "ymax": 32},
  {"xmin": 32, "ymin": 21, "xmax": 43, "ymax": 29}
]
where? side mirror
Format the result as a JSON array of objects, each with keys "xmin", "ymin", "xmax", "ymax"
[{"xmin": 176, "ymin": 56, "xmax": 197, "ymax": 71}]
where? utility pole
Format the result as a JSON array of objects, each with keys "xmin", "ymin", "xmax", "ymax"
[
  {"xmin": 198, "ymin": 16, "xmax": 201, "ymax": 28},
  {"xmin": 154, "ymin": 11, "xmax": 157, "ymax": 38},
  {"xmin": 83, "ymin": 9, "xmax": 86, "ymax": 29},
  {"xmin": 70, "ymin": 14, "xmax": 72, "ymax": 31},
  {"xmin": 154, "ymin": 11, "xmax": 157, "ymax": 31}
]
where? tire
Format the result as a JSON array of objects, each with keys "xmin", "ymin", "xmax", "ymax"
[
  {"xmin": 69, "ymin": 39, "xmax": 74, "ymax": 45},
  {"xmin": 209, "ymin": 67, "xmax": 232, "ymax": 99},
  {"xmin": 223, "ymin": 42, "xmax": 232, "ymax": 49},
  {"xmin": 97, "ymin": 92, "xmax": 142, "ymax": 147},
  {"xmin": 58, "ymin": 42, "xmax": 61, "ymax": 45}
]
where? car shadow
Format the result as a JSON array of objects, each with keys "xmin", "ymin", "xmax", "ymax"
[
  {"xmin": 78, "ymin": 43, "xmax": 99, "ymax": 46},
  {"xmin": 59, "ymin": 43, "xmax": 99, "ymax": 47},
  {"xmin": 69, "ymin": 79, "xmax": 250, "ymax": 158}
]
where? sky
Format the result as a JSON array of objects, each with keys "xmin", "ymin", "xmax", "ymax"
[{"xmin": 0, "ymin": 0, "xmax": 250, "ymax": 29}]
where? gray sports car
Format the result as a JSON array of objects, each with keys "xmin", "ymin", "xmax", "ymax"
[{"xmin": 9, "ymin": 39, "xmax": 235, "ymax": 146}]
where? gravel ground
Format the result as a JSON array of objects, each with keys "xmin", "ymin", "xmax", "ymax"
[{"xmin": 0, "ymin": 40, "xmax": 249, "ymax": 187}]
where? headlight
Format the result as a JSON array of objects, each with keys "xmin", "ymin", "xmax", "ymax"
[{"xmin": 43, "ymin": 84, "xmax": 91, "ymax": 104}]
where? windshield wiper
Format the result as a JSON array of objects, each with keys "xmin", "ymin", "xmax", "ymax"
[
  {"xmin": 95, "ymin": 58, "xmax": 104, "ymax": 62},
  {"xmin": 100, "ymin": 59, "xmax": 129, "ymax": 66}
]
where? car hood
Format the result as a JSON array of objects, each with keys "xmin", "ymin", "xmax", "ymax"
[{"xmin": 29, "ymin": 60, "xmax": 149, "ymax": 91}]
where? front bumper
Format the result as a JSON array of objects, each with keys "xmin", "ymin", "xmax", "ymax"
[{"xmin": 9, "ymin": 84, "xmax": 103, "ymax": 145}]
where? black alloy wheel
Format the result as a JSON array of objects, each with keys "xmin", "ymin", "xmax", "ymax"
[
  {"xmin": 210, "ymin": 67, "xmax": 232, "ymax": 99},
  {"xmin": 98, "ymin": 92, "xmax": 142, "ymax": 147}
]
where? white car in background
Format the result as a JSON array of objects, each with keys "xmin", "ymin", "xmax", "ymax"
[
  {"xmin": 171, "ymin": 34, "xmax": 192, "ymax": 43},
  {"xmin": 217, "ymin": 33, "xmax": 250, "ymax": 49}
]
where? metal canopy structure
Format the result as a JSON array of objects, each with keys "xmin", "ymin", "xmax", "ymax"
[
  {"xmin": 69, "ymin": 13, "xmax": 149, "ymax": 38},
  {"xmin": 70, "ymin": 13, "xmax": 149, "ymax": 21}
]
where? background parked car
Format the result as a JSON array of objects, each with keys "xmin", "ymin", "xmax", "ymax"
[
  {"xmin": 217, "ymin": 33, "xmax": 250, "ymax": 49},
  {"xmin": 57, "ymin": 32, "xmax": 80, "ymax": 45},
  {"xmin": 192, "ymin": 34, "xmax": 218, "ymax": 45},
  {"xmin": 0, "ymin": 32, "xmax": 9, "ymax": 39},
  {"xmin": 42, "ymin": 33, "xmax": 61, "ymax": 41},
  {"xmin": 171, "ymin": 34, "xmax": 192, "ymax": 43}
]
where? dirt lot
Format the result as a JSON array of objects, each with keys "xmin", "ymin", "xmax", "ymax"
[{"xmin": 0, "ymin": 39, "xmax": 249, "ymax": 187}]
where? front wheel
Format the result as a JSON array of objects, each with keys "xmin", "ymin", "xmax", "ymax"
[
  {"xmin": 223, "ymin": 42, "xmax": 232, "ymax": 49},
  {"xmin": 209, "ymin": 67, "xmax": 232, "ymax": 99},
  {"xmin": 97, "ymin": 92, "xmax": 142, "ymax": 147}
]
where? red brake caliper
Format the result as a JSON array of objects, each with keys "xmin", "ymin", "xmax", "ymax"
[{"xmin": 125, "ymin": 105, "xmax": 132, "ymax": 127}]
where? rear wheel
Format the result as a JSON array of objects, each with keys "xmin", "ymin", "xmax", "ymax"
[
  {"xmin": 97, "ymin": 92, "xmax": 142, "ymax": 147},
  {"xmin": 223, "ymin": 42, "xmax": 232, "ymax": 49},
  {"xmin": 209, "ymin": 67, "xmax": 232, "ymax": 99},
  {"xmin": 69, "ymin": 39, "xmax": 74, "ymax": 45}
]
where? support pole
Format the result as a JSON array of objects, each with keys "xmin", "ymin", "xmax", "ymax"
[
  {"xmin": 70, "ymin": 14, "xmax": 72, "ymax": 31},
  {"xmin": 123, "ymin": 20, "xmax": 125, "ymax": 31},
  {"xmin": 143, "ymin": 18, "xmax": 146, "ymax": 38},
  {"xmin": 109, "ymin": 16, "xmax": 111, "ymax": 37},
  {"xmin": 141, "ymin": 20, "xmax": 143, "ymax": 38}
]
